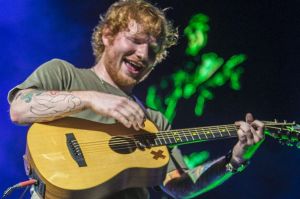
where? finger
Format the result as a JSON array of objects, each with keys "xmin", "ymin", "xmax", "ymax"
[
  {"xmin": 246, "ymin": 126, "xmax": 261, "ymax": 143},
  {"xmin": 127, "ymin": 101, "xmax": 145, "ymax": 127},
  {"xmin": 234, "ymin": 121, "xmax": 243, "ymax": 127},
  {"xmin": 246, "ymin": 128, "xmax": 255, "ymax": 146},
  {"xmin": 238, "ymin": 122, "xmax": 255, "ymax": 146},
  {"xmin": 237, "ymin": 121, "xmax": 251, "ymax": 133},
  {"xmin": 241, "ymin": 125, "xmax": 255, "ymax": 146},
  {"xmin": 245, "ymin": 113, "xmax": 254, "ymax": 124},
  {"xmin": 116, "ymin": 105, "xmax": 140, "ymax": 130},
  {"xmin": 251, "ymin": 120, "xmax": 265, "ymax": 140},
  {"xmin": 110, "ymin": 110, "xmax": 131, "ymax": 128},
  {"xmin": 138, "ymin": 117, "xmax": 146, "ymax": 129},
  {"xmin": 237, "ymin": 129, "xmax": 247, "ymax": 144},
  {"xmin": 126, "ymin": 105, "xmax": 144, "ymax": 130}
]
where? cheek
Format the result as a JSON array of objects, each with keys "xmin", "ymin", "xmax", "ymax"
[{"xmin": 118, "ymin": 39, "xmax": 136, "ymax": 55}]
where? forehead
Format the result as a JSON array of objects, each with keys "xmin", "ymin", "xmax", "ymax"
[{"xmin": 125, "ymin": 20, "xmax": 161, "ymax": 44}]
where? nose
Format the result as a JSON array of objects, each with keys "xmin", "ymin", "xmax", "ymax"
[{"xmin": 136, "ymin": 44, "xmax": 149, "ymax": 61}]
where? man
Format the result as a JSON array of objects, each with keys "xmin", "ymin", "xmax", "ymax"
[{"xmin": 8, "ymin": 0, "xmax": 264, "ymax": 198}]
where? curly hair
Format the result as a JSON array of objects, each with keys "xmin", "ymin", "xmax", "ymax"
[{"xmin": 91, "ymin": 0, "xmax": 178, "ymax": 65}]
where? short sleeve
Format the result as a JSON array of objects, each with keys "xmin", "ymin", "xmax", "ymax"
[{"xmin": 7, "ymin": 59, "xmax": 72, "ymax": 103}]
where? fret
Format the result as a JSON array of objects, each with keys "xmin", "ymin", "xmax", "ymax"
[
  {"xmin": 198, "ymin": 129, "xmax": 208, "ymax": 140},
  {"xmin": 158, "ymin": 134, "xmax": 168, "ymax": 145},
  {"xmin": 172, "ymin": 131, "xmax": 183, "ymax": 144},
  {"xmin": 181, "ymin": 130, "xmax": 189, "ymax": 142},
  {"xmin": 189, "ymin": 131, "xmax": 195, "ymax": 141},
  {"xmin": 154, "ymin": 137, "xmax": 162, "ymax": 146},
  {"xmin": 209, "ymin": 129, "xmax": 215, "ymax": 138},
  {"xmin": 153, "ymin": 124, "xmax": 240, "ymax": 147},
  {"xmin": 191, "ymin": 129, "xmax": 201, "ymax": 140},
  {"xmin": 161, "ymin": 134, "xmax": 170, "ymax": 144},
  {"xmin": 169, "ymin": 131, "xmax": 177, "ymax": 144},
  {"xmin": 203, "ymin": 128, "xmax": 214, "ymax": 140},
  {"xmin": 166, "ymin": 132, "xmax": 174, "ymax": 144},
  {"xmin": 225, "ymin": 126, "xmax": 232, "ymax": 137},
  {"xmin": 212, "ymin": 130, "xmax": 221, "ymax": 138},
  {"xmin": 218, "ymin": 126, "xmax": 226, "ymax": 137},
  {"xmin": 218, "ymin": 126, "xmax": 229, "ymax": 137},
  {"xmin": 220, "ymin": 126, "xmax": 230, "ymax": 137},
  {"xmin": 187, "ymin": 130, "xmax": 195, "ymax": 141}
]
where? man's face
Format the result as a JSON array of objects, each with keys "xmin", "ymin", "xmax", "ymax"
[{"xmin": 102, "ymin": 21, "xmax": 161, "ymax": 89}]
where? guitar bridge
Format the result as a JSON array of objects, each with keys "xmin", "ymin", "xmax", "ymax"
[{"xmin": 66, "ymin": 133, "xmax": 87, "ymax": 167}]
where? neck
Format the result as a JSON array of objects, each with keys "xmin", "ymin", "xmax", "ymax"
[{"xmin": 92, "ymin": 60, "xmax": 134, "ymax": 94}]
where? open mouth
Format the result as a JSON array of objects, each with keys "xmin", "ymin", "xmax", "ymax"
[{"xmin": 123, "ymin": 58, "xmax": 144, "ymax": 74}]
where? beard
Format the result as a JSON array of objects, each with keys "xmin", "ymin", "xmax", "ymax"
[{"xmin": 103, "ymin": 50, "xmax": 139, "ymax": 89}]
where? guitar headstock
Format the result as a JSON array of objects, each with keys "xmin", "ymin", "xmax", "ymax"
[{"xmin": 264, "ymin": 120, "xmax": 300, "ymax": 148}]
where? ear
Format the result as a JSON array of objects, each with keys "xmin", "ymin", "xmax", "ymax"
[{"xmin": 102, "ymin": 26, "xmax": 113, "ymax": 46}]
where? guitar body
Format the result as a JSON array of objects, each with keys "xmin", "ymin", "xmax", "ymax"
[{"xmin": 26, "ymin": 117, "xmax": 169, "ymax": 199}]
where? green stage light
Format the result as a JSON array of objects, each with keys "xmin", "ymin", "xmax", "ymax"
[{"xmin": 146, "ymin": 13, "xmax": 246, "ymax": 123}]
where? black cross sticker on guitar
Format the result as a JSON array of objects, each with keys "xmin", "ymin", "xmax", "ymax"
[{"xmin": 150, "ymin": 150, "xmax": 166, "ymax": 160}]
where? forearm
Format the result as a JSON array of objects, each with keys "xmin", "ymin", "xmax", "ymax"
[
  {"xmin": 9, "ymin": 89, "xmax": 93, "ymax": 124},
  {"xmin": 162, "ymin": 156, "xmax": 233, "ymax": 199}
]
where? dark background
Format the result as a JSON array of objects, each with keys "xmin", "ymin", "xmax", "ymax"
[{"xmin": 1, "ymin": 0, "xmax": 299, "ymax": 198}]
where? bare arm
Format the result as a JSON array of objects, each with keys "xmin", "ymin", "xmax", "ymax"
[
  {"xmin": 9, "ymin": 89, "xmax": 90, "ymax": 124},
  {"xmin": 9, "ymin": 89, "xmax": 146, "ymax": 130}
]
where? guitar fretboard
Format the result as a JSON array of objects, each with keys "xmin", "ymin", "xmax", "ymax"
[
  {"xmin": 131, "ymin": 121, "xmax": 297, "ymax": 148},
  {"xmin": 153, "ymin": 125, "xmax": 238, "ymax": 146}
]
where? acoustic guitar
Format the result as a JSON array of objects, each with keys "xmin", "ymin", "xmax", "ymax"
[{"xmin": 25, "ymin": 117, "xmax": 300, "ymax": 199}]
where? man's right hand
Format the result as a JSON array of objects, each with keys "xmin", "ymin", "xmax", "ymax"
[{"xmin": 87, "ymin": 92, "xmax": 145, "ymax": 130}]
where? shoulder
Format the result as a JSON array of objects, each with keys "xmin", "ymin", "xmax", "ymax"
[
  {"xmin": 32, "ymin": 59, "xmax": 82, "ymax": 81},
  {"xmin": 37, "ymin": 58, "xmax": 76, "ymax": 72}
]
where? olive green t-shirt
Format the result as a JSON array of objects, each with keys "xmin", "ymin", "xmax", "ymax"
[{"xmin": 8, "ymin": 59, "xmax": 187, "ymax": 199}]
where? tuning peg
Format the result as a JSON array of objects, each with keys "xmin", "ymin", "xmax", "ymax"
[
  {"xmin": 284, "ymin": 120, "xmax": 287, "ymax": 124},
  {"xmin": 274, "ymin": 119, "xmax": 278, "ymax": 123}
]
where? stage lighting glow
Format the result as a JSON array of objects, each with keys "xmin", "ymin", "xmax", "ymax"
[{"xmin": 146, "ymin": 13, "xmax": 246, "ymax": 123}]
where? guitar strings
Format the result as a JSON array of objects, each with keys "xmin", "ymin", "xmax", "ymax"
[
  {"xmin": 79, "ymin": 126, "xmax": 295, "ymax": 154},
  {"xmin": 77, "ymin": 125, "xmax": 239, "ymax": 153},
  {"xmin": 78, "ymin": 129, "xmax": 239, "ymax": 151},
  {"xmin": 75, "ymin": 124, "xmax": 289, "ymax": 153},
  {"xmin": 77, "ymin": 124, "xmax": 239, "ymax": 146},
  {"xmin": 77, "ymin": 122, "xmax": 285, "ymax": 147}
]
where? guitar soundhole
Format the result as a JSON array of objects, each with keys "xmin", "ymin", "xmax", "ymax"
[{"xmin": 109, "ymin": 136, "xmax": 136, "ymax": 154}]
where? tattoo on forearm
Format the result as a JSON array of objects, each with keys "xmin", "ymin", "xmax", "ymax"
[
  {"xmin": 14, "ymin": 91, "xmax": 24, "ymax": 101},
  {"xmin": 21, "ymin": 90, "xmax": 44, "ymax": 103},
  {"xmin": 19, "ymin": 90, "xmax": 83, "ymax": 122}
]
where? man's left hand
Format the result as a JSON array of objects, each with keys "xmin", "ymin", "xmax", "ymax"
[{"xmin": 231, "ymin": 113, "xmax": 265, "ymax": 165}]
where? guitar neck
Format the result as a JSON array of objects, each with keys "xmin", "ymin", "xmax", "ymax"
[{"xmin": 153, "ymin": 124, "xmax": 238, "ymax": 146}]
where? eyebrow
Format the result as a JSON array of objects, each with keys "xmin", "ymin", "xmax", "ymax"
[{"xmin": 126, "ymin": 32, "xmax": 162, "ymax": 52}]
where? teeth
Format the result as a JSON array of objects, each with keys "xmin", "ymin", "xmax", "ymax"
[{"xmin": 126, "ymin": 59, "xmax": 142, "ymax": 68}]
